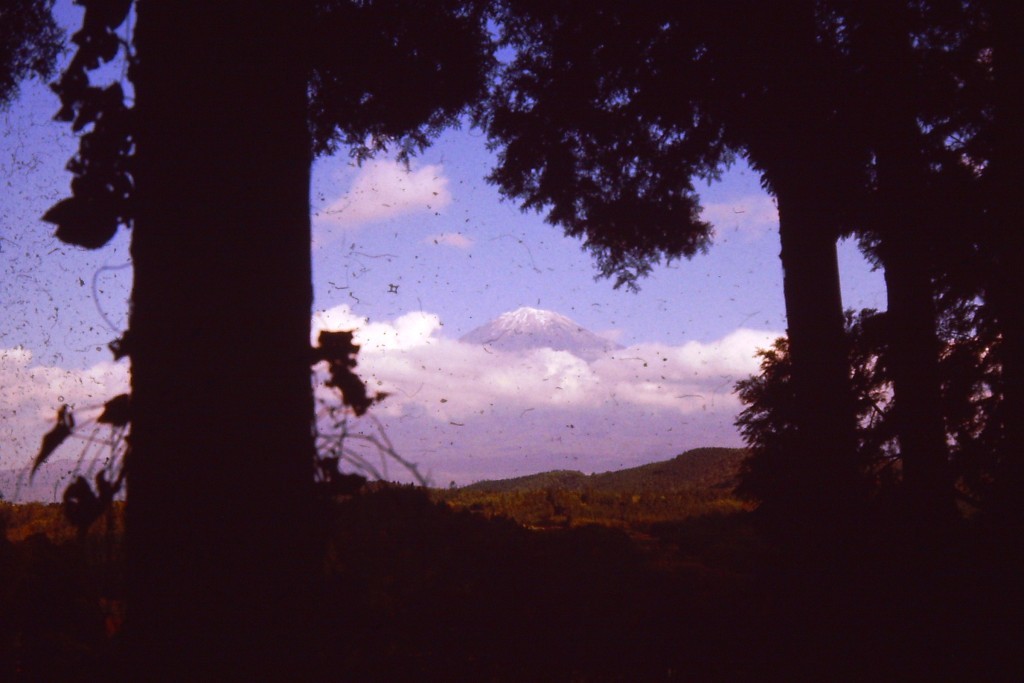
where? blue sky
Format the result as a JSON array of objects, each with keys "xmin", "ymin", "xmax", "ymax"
[{"xmin": 0, "ymin": 3, "xmax": 887, "ymax": 492}]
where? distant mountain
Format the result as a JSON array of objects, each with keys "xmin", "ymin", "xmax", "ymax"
[
  {"xmin": 462, "ymin": 469, "xmax": 590, "ymax": 493},
  {"xmin": 460, "ymin": 306, "xmax": 622, "ymax": 360},
  {"xmin": 461, "ymin": 447, "xmax": 747, "ymax": 495}
]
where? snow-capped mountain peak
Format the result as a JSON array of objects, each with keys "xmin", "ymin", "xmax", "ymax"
[
  {"xmin": 495, "ymin": 306, "xmax": 573, "ymax": 329},
  {"xmin": 459, "ymin": 307, "xmax": 621, "ymax": 360}
]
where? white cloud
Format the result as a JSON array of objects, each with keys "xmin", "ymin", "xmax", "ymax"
[
  {"xmin": 313, "ymin": 306, "xmax": 782, "ymax": 483},
  {"xmin": 425, "ymin": 232, "xmax": 473, "ymax": 249},
  {"xmin": 701, "ymin": 193, "xmax": 778, "ymax": 238},
  {"xmin": 1, "ymin": 347, "xmax": 129, "ymax": 472},
  {"xmin": 313, "ymin": 160, "xmax": 452, "ymax": 234},
  {"xmin": 313, "ymin": 306, "xmax": 442, "ymax": 352},
  {"xmin": 595, "ymin": 328, "xmax": 625, "ymax": 344},
  {"xmin": 3, "ymin": 309, "xmax": 780, "ymax": 489}
]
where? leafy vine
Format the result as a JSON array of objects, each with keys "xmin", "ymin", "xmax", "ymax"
[{"xmin": 42, "ymin": 0, "xmax": 133, "ymax": 249}]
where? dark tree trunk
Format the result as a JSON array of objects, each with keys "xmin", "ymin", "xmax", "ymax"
[
  {"xmin": 128, "ymin": 2, "xmax": 316, "ymax": 676},
  {"xmin": 987, "ymin": 1, "xmax": 1024, "ymax": 525},
  {"xmin": 775, "ymin": 187, "xmax": 862, "ymax": 525},
  {"xmin": 879, "ymin": 237, "xmax": 953, "ymax": 519},
  {"xmin": 743, "ymin": 1, "xmax": 863, "ymax": 529},
  {"xmin": 859, "ymin": 3, "xmax": 954, "ymax": 523}
]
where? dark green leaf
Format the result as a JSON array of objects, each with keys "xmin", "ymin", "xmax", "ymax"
[
  {"xmin": 31, "ymin": 405, "xmax": 75, "ymax": 480},
  {"xmin": 95, "ymin": 470, "xmax": 122, "ymax": 502},
  {"xmin": 85, "ymin": 0, "xmax": 133, "ymax": 30},
  {"xmin": 43, "ymin": 196, "xmax": 119, "ymax": 249},
  {"xmin": 313, "ymin": 330, "xmax": 379, "ymax": 416},
  {"xmin": 63, "ymin": 476, "xmax": 103, "ymax": 533},
  {"xmin": 97, "ymin": 393, "xmax": 131, "ymax": 426},
  {"xmin": 108, "ymin": 332, "xmax": 131, "ymax": 360},
  {"xmin": 41, "ymin": 197, "xmax": 79, "ymax": 225},
  {"xmin": 97, "ymin": 29, "xmax": 120, "ymax": 62},
  {"xmin": 314, "ymin": 330, "xmax": 360, "ymax": 366}
]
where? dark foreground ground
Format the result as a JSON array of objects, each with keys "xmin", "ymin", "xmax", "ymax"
[{"xmin": 2, "ymin": 488, "xmax": 1022, "ymax": 681}]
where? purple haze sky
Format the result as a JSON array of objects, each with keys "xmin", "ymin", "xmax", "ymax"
[{"xmin": 0, "ymin": 2, "xmax": 887, "ymax": 491}]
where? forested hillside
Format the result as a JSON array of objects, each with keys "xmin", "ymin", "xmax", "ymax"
[
  {"xmin": 461, "ymin": 447, "xmax": 744, "ymax": 494},
  {"xmin": 443, "ymin": 448, "xmax": 748, "ymax": 527},
  {"xmin": 3, "ymin": 475, "xmax": 1019, "ymax": 680}
]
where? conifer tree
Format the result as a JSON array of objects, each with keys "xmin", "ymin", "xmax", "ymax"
[{"xmin": 481, "ymin": 0, "xmax": 864, "ymax": 524}]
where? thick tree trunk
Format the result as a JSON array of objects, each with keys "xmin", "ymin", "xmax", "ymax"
[
  {"xmin": 859, "ymin": 4, "xmax": 955, "ymax": 523},
  {"xmin": 775, "ymin": 190, "xmax": 862, "ymax": 525},
  {"xmin": 128, "ymin": 2, "xmax": 316, "ymax": 677},
  {"xmin": 739, "ymin": 1, "xmax": 862, "ymax": 530},
  {"xmin": 879, "ymin": 239, "xmax": 953, "ymax": 519},
  {"xmin": 987, "ymin": 1, "xmax": 1024, "ymax": 525}
]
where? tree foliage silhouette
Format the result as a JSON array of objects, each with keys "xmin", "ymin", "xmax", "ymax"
[
  {"xmin": 976, "ymin": 1, "xmax": 1024, "ymax": 525},
  {"xmin": 735, "ymin": 312, "xmax": 895, "ymax": 523},
  {"xmin": 0, "ymin": 0, "xmax": 62, "ymax": 108},
  {"xmin": 840, "ymin": 1, "xmax": 1021, "ymax": 523},
  {"xmin": 737, "ymin": 302, "xmax": 1005, "ymax": 522},
  {"xmin": 483, "ymin": 0, "xmax": 1021, "ymax": 528},
  {"xmin": 480, "ymin": 0, "xmax": 864, "ymax": 522},
  {"xmin": 832, "ymin": 0, "xmax": 981, "ymax": 520}
]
